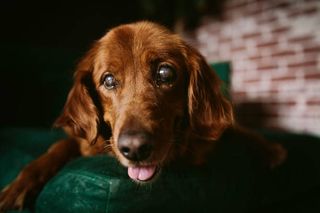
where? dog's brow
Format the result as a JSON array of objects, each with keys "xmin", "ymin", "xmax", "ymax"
[{"xmin": 112, "ymin": 27, "xmax": 134, "ymax": 51}]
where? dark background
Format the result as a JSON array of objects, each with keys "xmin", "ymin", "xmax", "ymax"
[
  {"xmin": 1, "ymin": 2, "xmax": 320, "ymax": 212},
  {"xmin": 0, "ymin": 0, "xmax": 223, "ymax": 128}
]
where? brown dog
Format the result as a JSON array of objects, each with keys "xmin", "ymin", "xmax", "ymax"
[{"xmin": 0, "ymin": 21, "xmax": 286, "ymax": 211}]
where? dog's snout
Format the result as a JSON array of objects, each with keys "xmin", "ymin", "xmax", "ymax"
[{"xmin": 118, "ymin": 131, "xmax": 153, "ymax": 161}]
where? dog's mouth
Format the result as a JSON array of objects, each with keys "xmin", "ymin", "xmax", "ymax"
[{"xmin": 127, "ymin": 165, "xmax": 160, "ymax": 182}]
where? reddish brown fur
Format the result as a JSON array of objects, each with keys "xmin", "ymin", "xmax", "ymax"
[{"xmin": 0, "ymin": 21, "xmax": 286, "ymax": 211}]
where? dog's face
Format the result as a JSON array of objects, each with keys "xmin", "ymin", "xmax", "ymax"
[
  {"xmin": 56, "ymin": 22, "xmax": 233, "ymax": 182},
  {"xmin": 94, "ymin": 23, "xmax": 188, "ymax": 180}
]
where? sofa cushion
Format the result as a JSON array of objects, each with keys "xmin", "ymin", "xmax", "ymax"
[{"xmin": 1, "ymin": 129, "xmax": 320, "ymax": 213}]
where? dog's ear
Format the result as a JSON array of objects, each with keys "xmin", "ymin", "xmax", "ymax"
[
  {"xmin": 54, "ymin": 45, "xmax": 100, "ymax": 143},
  {"xmin": 186, "ymin": 45, "xmax": 234, "ymax": 140}
]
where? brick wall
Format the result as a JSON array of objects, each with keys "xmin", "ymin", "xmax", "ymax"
[{"xmin": 192, "ymin": 0, "xmax": 320, "ymax": 136}]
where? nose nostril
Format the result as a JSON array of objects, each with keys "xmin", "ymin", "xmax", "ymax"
[
  {"xmin": 120, "ymin": 147, "xmax": 131, "ymax": 157},
  {"xmin": 138, "ymin": 144, "xmax": 152, "ymax": 160},
  {"xmin": 119, "ymin": 144, "xmax": 152, "ymax": 161}
]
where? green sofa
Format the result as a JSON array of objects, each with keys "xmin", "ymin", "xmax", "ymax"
[
  {"xmin": 1, "ymin": 45, "xmax": 320, "ymax": 212},
  {"xmin": 1, "ymin": 128, "xmax": 320, "ymax": 213}
]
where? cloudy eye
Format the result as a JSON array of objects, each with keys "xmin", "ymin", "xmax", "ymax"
[
  {"xmin": 156, "ymin": 65, "xmax": 177, "ymax": 86},
  {"xmin": 103, "ymin": 73, "xmax": 118, "ymax": 90}
]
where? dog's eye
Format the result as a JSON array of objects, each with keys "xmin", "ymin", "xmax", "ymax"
[
  {"xmin": 103, "ymin": 73, "xmax": 118, "ymax": 90},
  {"xmin": 156, "ymin": 65, "xmax": 176, "ymax": 86}
]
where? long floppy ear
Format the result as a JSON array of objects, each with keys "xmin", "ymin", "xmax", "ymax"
[
  {"xmin": 54, "ymin": 45, "xmax": 100, "ymax": 143},
  {"xmin": 187, "ymin": 46, "xmax": 234, "ymax": 140}
]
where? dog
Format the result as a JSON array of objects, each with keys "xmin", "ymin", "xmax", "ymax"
[{"xmin": 0, "ymin": 21, "xmax": 286, "ymax": 211}]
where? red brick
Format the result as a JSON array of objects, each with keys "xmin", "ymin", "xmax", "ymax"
[
  {"xmin": 288, "ymin": 7, "xmax": 318, "ymax": 17},
  {"xmin": 207, "ymin": 26, "xmax": 221, "ymax": 34},
  {"xmin": 303, "ymin": 46, "xmax": 320, "ymax": 53},
  {"xmin": 289, "ymin": 66, "xmax": 317, "ymax": 74},
  {"xmin": 306, "ymin": 99, "xmax": 320, "ymax": 105},
  {"xmin": 271, "ymin": 50, "xmax": 296, "ymax": 57},
  {"xmin": 272, "ymin": 26, "xmax": 290, "ymax": 34},
  {"xmin": 231, "ymin": 46, "xmax": 246, "ymax": 52},
  {"xmin": 232, "ymin": 91, "xmax": 247, "ymax": 96},
  {"xmin": 303, "ymin": 52, "xmax": 319, "ymax": 62},
  {"xmin": 231, "ymin": 91, "xmax": 248, "ymax": 99},
  {"xmin": 271, "ymin": 75, "xmax": 296, "ymax": 81},
  {"xmin": 242, "ymin": 32, "xmax": 262, "ymax": 39},
  {"xmin": 256, "ymin": 40, "xmax": 278, "ymax": 48},
  {"xmin": 288, "ymin": 60, "xmax": 317, "ymax": 68},
  {"xmin": 267, "ymin": 101, "xmax": 296, "ymax": 106},
  {"xmin": 243, "ymin": 77, "xmax": 261, "ymax": 83},
  {"xmin": 288, "ymin": 8, "xmax": 302, "ymax": 18},
  {"xmin": 247, "ymin": 1, "xmax": 289, "ymax": 16},
  {"xmin": 268, "ymin": 88, "xmax": 279, "ymax": 94},
  {"xmin": 305, "ymin": 72, "xmax": 320, "ymax": 80},
  {"xmin": 219, "ymin": 37, "xmax": 232, "ymax": 43},
  {"xmin": 289, "ymin": 35, "xmax": 314, "ymax": 43},
  {"xmin": 303, "ymin": 7, "xmax": 318, "ymax": 15},
  {"xmin": 257, "ymin": 64, "xmax": 278, "ymax": 71},
  {"xmin": 257, "ymin": 15, "xmax": 278, "ymax": 25},
  {"xmin": 248, "ymin": 53, "xmax": 266, "ymax": 60},
  {"xmin": 246, "ymin": 5, "xmax": 264, "ymax": 16},
  {"xmin": 274, "ymin": 1, "xmax": 291, "ymax": 10}
]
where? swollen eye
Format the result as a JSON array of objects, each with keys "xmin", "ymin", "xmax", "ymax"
[
  {"xmin": 156, "ymin": 65, "xmax": 176, "ymax": 86},
  {"xmin": 103, "ymin": 73, "xmax": 117, "ymax": 90}
]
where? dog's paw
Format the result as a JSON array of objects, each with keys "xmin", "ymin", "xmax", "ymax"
[
  {"xmin": 0, "ymin": 176, "xmax": 39, "ymax": 212},
  {"xmin": 0, "ymin": 182, "xmax": 26, "ymax": 212}
]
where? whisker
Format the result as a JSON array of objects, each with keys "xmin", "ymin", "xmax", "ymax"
[{"xmin": 103, "ymin": 141, "xmax": 114, "ymax": 152}]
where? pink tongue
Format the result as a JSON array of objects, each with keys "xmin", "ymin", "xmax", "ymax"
[{"xmin": 128, "ymin": 166, "xmax": 156, "ymax": 181}]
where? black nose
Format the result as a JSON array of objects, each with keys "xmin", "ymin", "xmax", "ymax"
[{"xmin": 118, "ymin": 131, "xmax": 153, "ymax": 161}]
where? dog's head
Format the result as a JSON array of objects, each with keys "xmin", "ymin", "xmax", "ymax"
[{"xmin": 55, "ymin": 22, "xmax": 233, "ymax": 182}]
